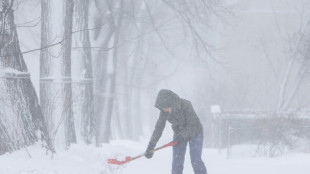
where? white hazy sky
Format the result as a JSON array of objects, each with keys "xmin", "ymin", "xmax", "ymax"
[{"xmin": 15, "ymin": 0, "xmax": 310, "ymax": 116}]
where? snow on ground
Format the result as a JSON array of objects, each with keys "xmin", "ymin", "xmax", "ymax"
[{"xmin": 0, "ymin": 140, "xmax": 309, "ymax": 174}]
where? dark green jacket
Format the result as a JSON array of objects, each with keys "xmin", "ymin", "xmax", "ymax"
[{"xmin": 149, "ymin": 89, "xmax": 203, "ymax": 145}]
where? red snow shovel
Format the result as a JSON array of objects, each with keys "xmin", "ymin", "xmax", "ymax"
[{"xmin": 107, "ymin": 141, "xmax": 178, "ymax": 165}]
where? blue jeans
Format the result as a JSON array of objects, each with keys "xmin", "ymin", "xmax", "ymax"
[{"xmin": 172, "ymin": 133, "xmax": 207, "ymax": 174}]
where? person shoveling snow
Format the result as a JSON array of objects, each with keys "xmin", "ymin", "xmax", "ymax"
[{"xmin": 145, "ymin": 89, "xmax": 208, "ymax": 174}]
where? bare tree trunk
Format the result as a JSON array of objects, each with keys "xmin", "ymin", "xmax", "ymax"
[
  {"xmin": 72, "ymin": 0, "xmax": 94, "ymax": 144},
  {"xmin": 276, "ymin": 59, "xmax": 295, "ymax": 112},
  {"xmin": 114, "ymin": 29, "xmax": 133, "ymax": 140},
  {"xmin": 129, "ymin": 2, "xmax": 148, "ymax": 139},
  {"xmin": 62, "ymin": 0, "xmax": 76, "ymax": 147},
  {"xmin": 275, "ymin": 19, "xmax": 310, "ymax": 113},
  {"xmin": 101, "ymin": 0, "xmax": 124, "ymax": 143},
  {"xmin": 93, "ymin": 36, "xmax": 111, "ymax": 145},
  {"xmin": 110, "ymin": 0, "xmax": 148, "ymax": 141},
  {"xmin": 92, "ymin": 0, "xmax": 115, "ymax": 146},
  {"xmin": 0, "ymin": 0, "xmax": 51, "ymax": 154},
  {"xmin": 40, "ymin": 0, "xmax": 76, "ymax": 149}
]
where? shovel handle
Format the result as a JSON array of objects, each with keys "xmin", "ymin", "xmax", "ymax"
[
  {"xmin": 133, "ymin": 141, "xmax": 177, "ymax": 160},
  {"xmin": 151, "ymin": 141, "xmax": 178, "ymax": 153},
  {"xmin": 107, "ymin": 141, "xmax": 178, "ymax": 165}
]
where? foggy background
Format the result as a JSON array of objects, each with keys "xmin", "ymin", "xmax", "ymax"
[
  {"xmin": 11, "ymin": 0, "xmax": 310, "ymax": 147},
  {"xmin": 2, "ymin": 0, "xmax": 310, "ymax": 173}
]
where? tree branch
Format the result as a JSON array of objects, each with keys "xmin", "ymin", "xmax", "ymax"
[{"xmin": 21, "ymin": 39, "xmax": 63, "ymax": 55}]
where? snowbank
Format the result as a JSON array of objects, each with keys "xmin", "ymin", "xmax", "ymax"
[{"xmin": 0, "ymin": 141, "xmax": 309, "ymax": 174}]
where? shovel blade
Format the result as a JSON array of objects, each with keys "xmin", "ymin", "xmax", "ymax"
[{"xmin": 107, "ymin": 156, "xmax": 132, "ymax": 165}]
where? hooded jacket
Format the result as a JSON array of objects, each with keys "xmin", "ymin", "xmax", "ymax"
[{"xmin": 149, "ymin": 89, "xmax": 203, "ymax": 146}]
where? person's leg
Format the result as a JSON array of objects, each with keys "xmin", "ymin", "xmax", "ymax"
[
  {"xmin": 189, "ymin": 133, "xmax": 207, "ymax": 174},
  {"xmin": 172, "ymin": 140, "xmax": 187, "ymax": 174}
]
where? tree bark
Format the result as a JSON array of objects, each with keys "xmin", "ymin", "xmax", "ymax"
[
  {"xmin": 40, "ymin": 0, "xmax": 76, "ymax": 149},
  {"xmin": 0, "ymin": 0, "xmax": 51, "ymax": 154},
  {"xmin": 92, "ymin": 0, "xmax": 115, "ymax": 146},
  {"xmin": 62, "ymin": 0, "xmax": 76, "ymax": 147},
  {"xmin": 72, "ymin": 0, "xmax": 95, "ymax": 144}
]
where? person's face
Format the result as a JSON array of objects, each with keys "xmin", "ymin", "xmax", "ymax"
[{"xmin": 162, "ymin": 107, "xmax": 172, "ymax": 113}]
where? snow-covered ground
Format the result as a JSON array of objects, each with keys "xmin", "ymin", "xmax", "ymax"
[{"xmin": 0, "ymin": 140, "xmax": 309, "ymax": 174}]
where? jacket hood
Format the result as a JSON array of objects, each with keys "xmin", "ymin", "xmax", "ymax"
[{"xmin": 155, "ymin": 89, "xmax": 180, "ymax": 110}]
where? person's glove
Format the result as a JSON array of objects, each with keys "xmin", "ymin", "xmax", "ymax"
[
  {"xmin": 145, "ymin": 143, "xmax": 156, "ymax": 159},
  {"xmin": 174, "ymin": 133, "xmax": 186, "ymax": 143}
]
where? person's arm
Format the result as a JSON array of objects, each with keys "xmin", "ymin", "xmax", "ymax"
[
  {"xmin": 149, "ymin": 111, "xmax": 168, "ymax": 145},
  {"xmin": 145, "ymin": 111, "xmax": 168, "ymax": 158}
]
